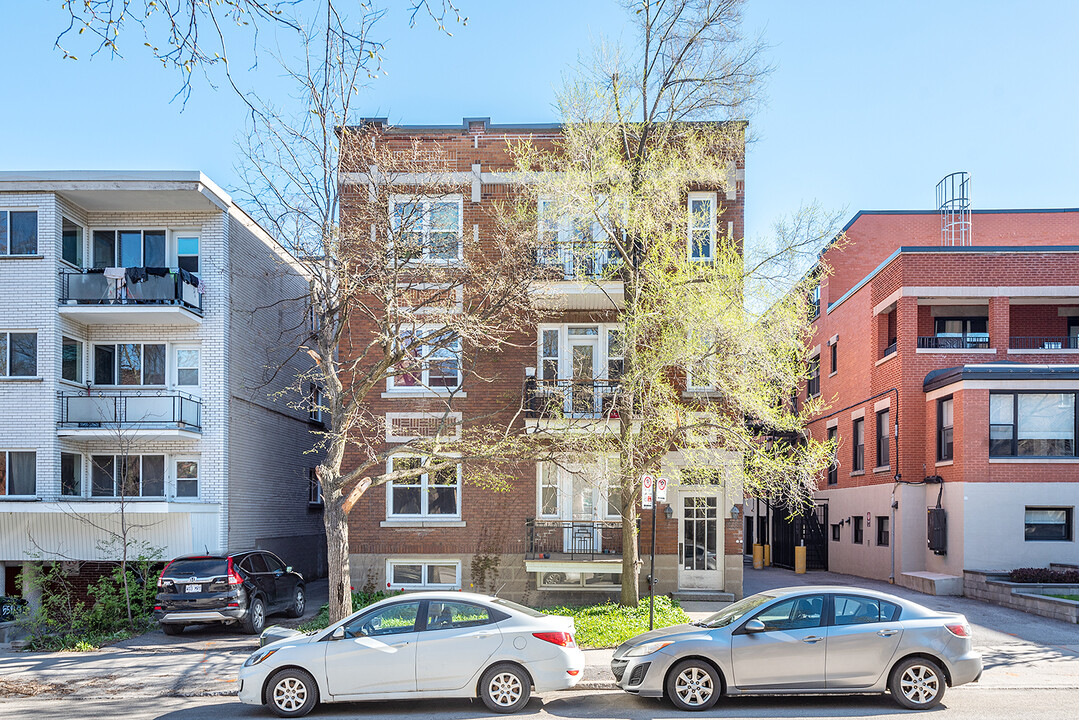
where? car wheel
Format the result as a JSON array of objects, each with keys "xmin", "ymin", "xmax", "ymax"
[
  {"xmin": 889, "ymin": 657, "xmax": 946, "ymax": 710},
  {"xmin": 666, "ymin": 659, "xmax": 721, "ymax": 711},
  {"xmin": 479, "ymin": 663, "xmax": 531, "ymax": 713},
  {"xmin": 160, "ymin": 623, "xmax": 184, "ymax": 636},
  {"xmin": 286, "ymin": 586, "xmax": 306, "ymax": 619},
  {"xmin": 243, "ymin": 596, "xmax": 267, "ymax": 635},
  {"xmin": 265, "ymin": 667, "xmax": 319, "ymax": 718}
]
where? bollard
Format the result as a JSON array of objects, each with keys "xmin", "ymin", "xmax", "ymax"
[
  {"xmin": 763, "ymin": 544, "xmax": 771, "ymax": 567},
  {"xmin": 752, "ymin": 544, "xmax": 763, "ymax": 569},
  {"xmin": 794, "ymin": 545, "xmax": 807, "ymax": 574}
]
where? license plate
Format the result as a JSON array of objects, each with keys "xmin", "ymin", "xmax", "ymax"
[{"xmin": 185, "ymin": 584, "xmax": 202, "ymax": 593}]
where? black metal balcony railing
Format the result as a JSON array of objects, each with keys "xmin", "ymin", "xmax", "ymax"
[
  {"xmin": 917, "ymin": 335, "xmax": 990, "ymax": 350},
  {"xmin": 58, "ymin": 389, "xmax": 202, "ymax": 431},
  {"xmin": 525, "ymin": 378, "xmax": 623, "ymax": 419},
  {"xmin": 883, "ymin": 341, "xmax": 897, "ymax": 357},
  {"xmin": 59, "ymin": 269, "xmax": 202, "ymax": 314},
  {"xmin": 1009, "ymin": 336, "xmax": 1079, "ymax": 350},
  {"xmin": 526, "ymin": 518, "xmax": 625, "ymax": 561},
  {"xmin": 536, "ymin": 240, "xmax": 622, "ymax": 280}
]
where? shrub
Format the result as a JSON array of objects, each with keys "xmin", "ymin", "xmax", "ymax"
[
  {"xmin": 540, "ymin": 596, "xmax": 690, "ymax": 648},
  {"xmin": 1009, "ymin": 567, "xmax": 1079, "ymax": 583}
]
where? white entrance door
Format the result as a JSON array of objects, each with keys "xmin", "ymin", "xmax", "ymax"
[
  {"xmin": 678, "ymin": 493, "xmax": 723, "ymax": 589},
  {"xmin": 566, "ymin": 331, "xmax": 600, "ymax": 417},
  {"xmin": 558, "ymin": 465, "xmax": 601, "ymax": 554}
]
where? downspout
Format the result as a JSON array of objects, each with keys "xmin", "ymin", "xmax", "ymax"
[{"xmin": 890, "ymin": 387, "xmax": 900, "ymax": 584}]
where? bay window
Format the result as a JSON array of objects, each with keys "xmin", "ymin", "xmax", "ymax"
[
  {"xmin": 990, "ymin": 392, "xmax": 1076, "ymax": 457},
  {"xmin": 387, "ymin": 456, "xmax": 461, "ymax": 518}
]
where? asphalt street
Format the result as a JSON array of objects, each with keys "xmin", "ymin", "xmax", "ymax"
[{"xmin": 4, "ymin": 688, "xmax": 1079, "ymax": 720}]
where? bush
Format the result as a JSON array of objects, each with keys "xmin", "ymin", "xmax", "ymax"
[
  {"xmin": 540, "ymin": 596, "xmax": 690, "ymax": 649},
  {"xmin": 1009, "ymin": 567, "xmax": 1079, "ymax": 583},
  {"xmin": 297, "ymin": 588, "xmax": 404, "ymax": 632}
]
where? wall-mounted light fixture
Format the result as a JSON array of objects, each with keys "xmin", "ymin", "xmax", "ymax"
[
  {"xmin": 730, "ymin": 505, "xmax": 741, "ymax": 519},
  {"xmin": 664, "ymin": 504, "xmax": 675, "ymax": 521}
]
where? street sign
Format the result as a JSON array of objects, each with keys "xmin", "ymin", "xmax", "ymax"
[
  {"xmin": 642, "ymin": 474, "xmax": 654, "ymax": 510},
  {"xmin": 656, "ymin": 476, "xmax": 668, "ymax": 503}
]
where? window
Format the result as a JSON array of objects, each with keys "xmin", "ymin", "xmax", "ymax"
[
  {"xmin": 807, "ymin": 354, "xmax": 820, "ymax": 397},
  {"xmin": 990, "ymin": 392, "xmax": 1076, "ymax": 457},
  {"xmin": 536, "ymin": 198, "xmax": 615, "ymax": 277},
  {"xmin": 90, "ymin": 455, "xmax": 165, "ymax": 497},
  {"xmin": 176, "ymin": 235, "xmax": 199, "ymax": 273},
  {"xmin": 94, "ymin": 343, "xmax": 166, "ymax": 385},
  {"xmin": 808, "ymin": 284, "xmax": 821, "ymax": 319},
  {"xmin": 852, "ymin": 418, "xmax": 865, "ymax": 472},
  {"xmin": 388, "ymin": 456, "xmax": 460, "ymax": 518},
  {"xmin": 0, "ymin": 451, "xmax": 36, "ymax": 496},
  {"xmin": 876, "ymin": 409, "xmax": 890, "ymax": 468},
  {"xmin": 938, "ymin": 397, "xmax": 954, "ymax": 461},
  {"xmin": 61, "ymin": 452, "xmax": 83, "ymax": 496},
  {"xmin": 387, "ymin": 561, "xmax": 461, "ymax": 589},
  {"xmin": 539, "ymin": 571, "xmax": 620, "ymax": 588},
  {"xmin": 687, "ymin": 332, "xmax": 717, "ymax": 391},
  {"xmin": 308, "ymin": 384, "xmax": 323, "ymax": 424},
  {"xmin": 175, "ymin": 348, "xmax": 199, "ymax": 387},
  {"xmin": 308, "ymin": 468, "xmax": 323, "ymax": 506},
  {"xmin": 876, "ymin": 516, "xmax": 890, "ymax": 546},
  {"xmin": 852, "ymin": 516, "xmax": 864, "ymax": 543},
  {"xmin": 62, "ymin": 218, "xmax": 83, "ymax": 266},
  {"xmin": 831, "ymin": 523, "xmax": 841, "ymax": 541},
  {"xmin": 345, "ymin": 600, "xmax": 422, "ymax": 637},
  {"xmin": 91, "ymin": 229, "xmax": 166, "ymax": 268},
  {"xmin": 751, "ymin": 594, "xmax": 824, "ymax": 631},
  {"xmin": 1024, "ymin": 507, "xmax": 1073, "ymax": 542},
  {"xmin": 62, "ymin": 336, "xmax": 83, "ymax": 384},
  {"xmin": 834, "ymin": 595, "xmax": 901, "ymax": 625},
  {"xmin": 607, "ymin": 329, "xmax": 623, "ymax": 380},
  {"xmin": 687, "ymin": 192, "xmax": 716, "ymax": 261},
  {"xmin": 0, "ymin": 332, "xmax": 37, "ymax": 377},
  {"xmin": 827, "ymin": 427, "xmax": 838, "ymax": 485},
  {"xmin": 0, "ymin": 211, "xmax": 38, "ymax": 255},
  {"xmin": 425, "ymin": 601, "xmax": 495, "ymax": 630},
  {"xmin": 176, "ymin": 459, "xmax": 199, "ymax": 498},
  {"xmin": 933, "ymin": 316, "xmax": 989, "ymax": 349},
  {"xmin": 389, "ymin": 329, "xmax": 461, "ymax": 391},
  {"xmin": 391, "ymin": 195, "xmax": 462, "ymax": 261},
  {"xmin": 830, "ymin": 341, "xmax": 837, "ymax": 374},
  {"xmin": 539, "ymin": 462, "xmax": 558, "ymax": 516}
]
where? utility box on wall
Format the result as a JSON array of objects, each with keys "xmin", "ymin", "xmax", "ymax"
[{"xmin": 927, "ymin": 508, "xmax": 947, "ymax": 555}]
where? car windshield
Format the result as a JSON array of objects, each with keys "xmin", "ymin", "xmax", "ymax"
[
  {"xmin": 490, "ymin": 597, "xmax": 545, "ymax": 618},
  {"xmin": 699, "ymin": 593, "xmax": 775, "ymax": 628},
  {"xmin": 164, "ymin": 558, "xmax": 227, "ymax": 578}
]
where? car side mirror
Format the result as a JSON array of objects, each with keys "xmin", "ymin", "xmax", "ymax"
[
  {"xmin": 286, "ymin": 566, "xmax": 293, "ymax": 573},
  {"xmin": 744, "ymin": 618, "xmax": 766, "ymax": 633},
  {"xmin": 331, "ymin": 626, "xmax": 345, "ymax": 640}
]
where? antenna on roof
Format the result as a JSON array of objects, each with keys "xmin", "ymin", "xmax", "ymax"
[{"xmin": 937, "ymin": 172, "xmax": 972, "ymax": 246}]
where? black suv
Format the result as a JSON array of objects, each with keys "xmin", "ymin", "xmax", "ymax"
[{"xmin": 154, "ymin": 551, "xmax": 305, "ymax": 635}]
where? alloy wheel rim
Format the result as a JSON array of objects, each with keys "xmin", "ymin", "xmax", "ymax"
[
  {"xmin": 488, "ymin": 672, "xmax": 523, "ymax": 706},
  {"xmin": 253, "ymin": 602, "xmax": 265, "ymax": 629},
  {"xmin": 900, "ymin": 664, "xmax": 940, "ymax": 705},
  {"xmin": 296, "ymin": 590, "xmax": 305, "ymax": 613},
  {"xmin": 272, "ymin": 677, "xmax": 307, "ymax": 711},
  {"xmin": 675, "ymin": 666, "xmax": 714, "ymax": 706}
]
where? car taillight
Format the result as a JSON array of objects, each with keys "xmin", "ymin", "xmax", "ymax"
[
  {"xmin": 227, "ymin": 557, "xmax": 244, "ymax": 586},
  {"xmin": 157, "ymin": 560, "xmax": 175, "ymax": 587},
  {"xmin": 533, "ymin": 632, "xmax": 576, "ymax": 648},
  {"xmin": 945, "ymin": 623, "xmax": 971, "ymax": 638}
]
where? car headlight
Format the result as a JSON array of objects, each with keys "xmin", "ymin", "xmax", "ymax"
[
  {"xmin": 243, "ymin": 648, "xmax": 278, "ymax": 667},
  {"xmin": 625, "ymin": 640, "xmax": 673, "ymax": 657}
]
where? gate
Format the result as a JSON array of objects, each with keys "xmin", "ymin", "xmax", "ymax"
[{"xmin": 770, "ymin": 503, "xmax": 828, "ymax": 571}]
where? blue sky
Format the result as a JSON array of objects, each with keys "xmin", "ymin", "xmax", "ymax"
[{"xmin": 2, "ymin": 1, "xmax": 1077, "ymax": 240}]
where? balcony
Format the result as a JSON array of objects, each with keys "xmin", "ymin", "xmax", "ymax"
[
  {"xmin": 1010, "ymin": 336, "xmax": 1079, "ymax": 352},
  {"xmin": 533, "ymin": 241, "xmax": 624, "ymax": 311},
  {"xmin": 57, "ymin": 389, "xmax": 202, "ymax": 440},
  {"xmin": 917, "ymin": 335, "xmax": 991, "ymax": 350},
  {"xmin": 59, "ymin": 269, "xmax": 202, "ymax": 325},
  {"xmin": 526, "ymin": 518, "xmax": 625, "ymax": 560},
  {"xmin": 524, "ymin": 378, "xmax": 624, "ymax": 430}
]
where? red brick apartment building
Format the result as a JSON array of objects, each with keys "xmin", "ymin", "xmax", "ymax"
[
  {"xmin": 747, "ymin": 209, "xmax": 1079, "ymax": 593},
  {"xmin": 336, "ymin": 118, "xmax": 746, "ymax": 602}
]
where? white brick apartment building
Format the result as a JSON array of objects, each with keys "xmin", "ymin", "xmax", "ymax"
[{"xmin": 0, "ymin": 172, "xmax": 325, "ymax": 596}]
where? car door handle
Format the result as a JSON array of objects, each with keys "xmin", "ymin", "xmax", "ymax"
[
  {"xmin": 801, "ymin": 635, "xmax": 824, "ymax": 644},
  {"xmin": 877, "ymin": 629, "xmax": 899, "ymax": 637},
  {"xmin": 390, "ymin": 641, "xmax": 411, "ymax": 648},
  {"xmin": 474, "ymin": 631, "xmax": 496, "ymax": 638}
]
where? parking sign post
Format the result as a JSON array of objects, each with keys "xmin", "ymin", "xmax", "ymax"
[{"xmin": 641, "ymin": 474, "xmax": 657, "ymax": 630}]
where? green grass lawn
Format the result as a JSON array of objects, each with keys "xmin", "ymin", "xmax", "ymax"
[
  {"xmin": 540, "ymin": 596, "xmax": 691, "ymax": 649},
  {"xmin": 1048, "ymin": 594, "xmax": 1079, "ymax": 601}
]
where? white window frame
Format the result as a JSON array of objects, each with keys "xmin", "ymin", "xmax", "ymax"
[
  {"xmin": 687, "ymin": 192, "xmax": 717, "ymax": 261},
  {"xmin": 91, "ymin": 341, "xmax": 168, "ymax": 387},
  {"xmin": 174, "ymin": 456, "xmax": 200, "ymax": 500},
  {"xmin": 89, "ymin": 453, "xmax": 167, "ymax": 499},
  {"xmin": 60, "ymin": 450, "xmax": 84, "ymax": 497},
  {"xmin": 389, "ymin": 194, "xmax": 464, "ymax": 263},
  {"xmin": 61, "ymin": 335, "xmax": 85, "ymax": 386},
  {"xmin": 308, "ymin": 468, "xmax": 323, "ymax": 507},
  {"xmin": 386, "ymin": 455, "xmax": 462, "ymax": 519},
  {"xmin": 686, "ymin": 331, "xmax": 717, "ymax": 392},
  {"xmin": 535, "ymin": 457, "xmax": 622, "ymax": 520},
  {"xmin": 386, "ymin": 559, "xmax": 462, "ymax": 590},
  {"xmin": 173, "ymin": 345, "xmax": 200, "ymax": 391},
  {"xmin": 0, "ymin": 450, "xmax": 37, "ymax": 497},
  {"xmin": 89, "ymin": 226, "xmax": 170, "ymax": 268},
  {"xmin": 0, "ymin": 209, "xmax": 39, "ymax": 256},
  {"xmin": 535, "ymin": 569, "xmax": 621, "ymax": 590},
  {"xmin": 308, "ymin": 383, "xmax": 324, "ymax": 424},
  {"xmin": 535, "ymin": 324, "xmax": 624, "ymax": 381},
  {"xmin": 386, "ymin": 326, "xmax": 462, "ymax": 392},
  {"xmin": 536, "ymin": 197, "xmax": 613, "ymax": 274},
  {"xmin": 0, "ymin": 331, "xmax": 38, "ymax": 378},
  {"xmin": 61, "ymin": 216, "xmax": 86, "ymax": 268},
  {"xmin": 172, "ymin": 230, "xmax": 201, "ymax": 273}
]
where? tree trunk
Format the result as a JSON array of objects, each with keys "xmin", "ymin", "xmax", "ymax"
[
  {"xmin": 620, "ymin": 481, "xmax": 641, "ymax": 607},
  {"xmin": 323, "ymin": 496, "xmax": 353, "ymax": 623}
]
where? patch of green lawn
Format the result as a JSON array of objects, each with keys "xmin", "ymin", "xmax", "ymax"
[
  {"xmin": 540, "ymin": 596, "xmax": 691, "ymax": 649},
  {"xmin": 1048, "ymin": 594, "xmax": 1079, "ymax": 601}
]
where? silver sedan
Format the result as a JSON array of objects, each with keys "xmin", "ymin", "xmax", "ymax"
[
  {"xmin": 612, "ymin": 585, "xmax": 982, "ymax": 711},
  {"xmin": 238, "ymin": 591, "xmax": 584, "ymax": 717}
]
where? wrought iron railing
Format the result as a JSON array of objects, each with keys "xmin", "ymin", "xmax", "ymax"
[
  {"xmin": 525, "ymin": 378, "xmax": 623, "ymax": 419},
  {"xmin": 536, "ymin": 240, "xmax": 622, "ymax": 280},
  {"xmin": 917, "ymin": 335, "xmax": 990, "ymax": 350},
  {"xmin": 58, "ymin": 389, "xmax": 202, "ymax": 431},
  {"xmin": 525, "ymin": 518, "xmax": 625, "ymax": 560},
  {"xmin": 59, "ymin": 269, "xmax": 202, "ymax": 314},
  {"xmin": 1009, "ymin": 336, "xmax": 1079, "ymax": 350},
  {"xmin": 883, "ymin": 341, "xmax": 897, "ymax": 357}
]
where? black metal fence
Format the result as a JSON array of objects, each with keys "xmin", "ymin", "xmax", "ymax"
[
  {"xmin": 1009, "ymin": 336, "xmax": 1079, "ymax": 350},
  {"xmin": 917, "ymin": 335, "xmax": 990, "ymax": 350},
  {"xmin": 536, "ymin": 240, "xmax": 621, "ymax": 280},
  {"xmin": 58, "ymin": 389, "xmax": 202, "ymax": 430},
  {"xmin": 525, "ymin": 378, "xmax": 623, "ymax": 419},
  {"xmin": 525, "ymin": 518, "xmax": 625, "ymax": 560},
  {"xmin": 59, "ymin": 269, "xmax": 202, "ymax": 314}
]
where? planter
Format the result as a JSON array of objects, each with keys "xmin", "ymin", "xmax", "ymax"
[{"xmin": 964, "ymin": 570, "xmax": 1079, "ymax": 623}]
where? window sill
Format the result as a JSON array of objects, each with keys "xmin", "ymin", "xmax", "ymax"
[
  {"xmin": 0, "ymin": 376, "xmax": 43, "ymax": 382},
  {"xmin": 380, "ymin": 519, "xmax": 465, "ymax": 528},
  {"xmin": 872, "ymin": 465, "xmax": 891, "ymax": 474},
  {"xmin": 989, "ymin": 457, "xmax": 1079, "ymax": 464},
  {"xmin": 382, "ymin": 390, "xmax": 465, "ymax": 399},
  {"xmin": 0, "ymin": 254, "xmax": 44, "ymax": 260},
  {"xmin": 875, "ymin": 353, "xmax": 896, "ymax": 367},
  {"xmin": 828, "ymin": 371, "xmax": 837, "ymax": 378},
  {"xmin": 0, "ymin": 496, "xmax": 39, "ymax": 502},
  {"xmin": 936, "ymin": 459, "xmax": 954, "ymax": 467},
  {"xmin": 849, "ymin": 470, "xmax": 865, "ymax": 477}
]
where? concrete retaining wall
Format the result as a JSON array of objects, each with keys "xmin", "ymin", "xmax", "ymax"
[{"xmin": 964, "ymin": 570, "xmax": 1079, "ymax": 624}]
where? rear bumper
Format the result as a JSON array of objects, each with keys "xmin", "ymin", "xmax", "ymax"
[
  {"xmin": 529, "ymin": 647, "xmax": 586, "ymax": 692},
  {"xmin": 155, "ymin": 608, "xmax": 247, "ymax": 624},
  {"xmin": 948, "ymin": 651, "xmax": 983, "ymax": 687}
]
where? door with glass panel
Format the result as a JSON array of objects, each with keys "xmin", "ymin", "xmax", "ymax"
[
  {"xmin": 567, "ymin": 327, "xmax": 601, "ymax": 417},
  {"xmin": 678, "ymin": 494, "xmax": 723, "ymax": 589},
  {"xmin": 540, "ymin": 462, "xmax": 602, "ymax": 554}
]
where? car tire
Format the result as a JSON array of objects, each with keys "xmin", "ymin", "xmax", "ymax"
[
  {"xmin": 286, "ymin": 586, "xmax": 306, "ymax": 619},
  {"xmin": 265, "ymin": 667, "xmax": 319, "ymax": 718},
  {"xmin": 889, "ymin": 656, "xmax": 947, "ymax": 710},
  {"xmin": 160, "ymin": 623, "xmax": 184, "ymax": 636},
  {"xmin": 479, "ymin": 662, "xmax": 531, "ymax": 713},
  {"xmin": 242, "ymin": 596, "xmax": 267, "ymax": 635},
  {"xmin": 665, "ymin": 659, "xmax": 721, "ymax": 711}
]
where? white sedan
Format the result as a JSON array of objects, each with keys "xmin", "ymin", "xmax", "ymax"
[{"xmin": 238, "ymin": 591, "xmax": 584, "ymax": 717}]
